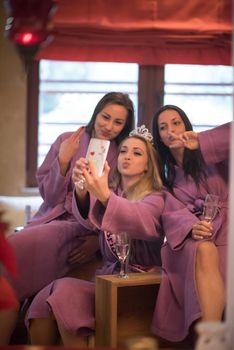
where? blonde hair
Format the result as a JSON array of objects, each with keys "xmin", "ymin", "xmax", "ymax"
[{"xmin": 111, "ymin": 135, "xmax": 163, "ymax": 200}]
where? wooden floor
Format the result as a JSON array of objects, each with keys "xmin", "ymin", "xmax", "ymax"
[
  {"xmin": 9, "ymin": 321, "xmax": 194, "ymax": 349},
  {"xmin": 9, "ymin": 299, "xmax": 195, "ymax": 350}
]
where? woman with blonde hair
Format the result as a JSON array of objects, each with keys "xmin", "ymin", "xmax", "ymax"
[{"xmin": 26, "ymin": 126, "xmax": 198, "ymax": 347}]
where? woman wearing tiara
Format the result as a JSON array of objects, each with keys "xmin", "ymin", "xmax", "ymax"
[{"xmin": 25, "ymin": 125, "xmax": 199, "ymax": 347}]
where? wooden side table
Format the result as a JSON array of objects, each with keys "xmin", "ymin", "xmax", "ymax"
[{"xmin": 95, "ymin": 272, "xmax": 161, "ymax": 347}]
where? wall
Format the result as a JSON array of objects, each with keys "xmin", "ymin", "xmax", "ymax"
[{"xmin": 0, "ymin": 2, "xmax": 28, "ymax": 195}]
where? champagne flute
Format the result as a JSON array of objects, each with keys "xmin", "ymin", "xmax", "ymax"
[
  {"xmin": 202, "ymin": 194, "xmax": 219, "ymax": 222},
  {"xmin": 115, "ymin": 232, "xmax": 131, "ymax": 278}
]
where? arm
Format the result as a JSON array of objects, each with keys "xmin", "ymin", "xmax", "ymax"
[
  {"xmin": 69, "ymin": 192, "xmax": 101, "ymax": 265},
  {"xmin": 70, "ymin": 175, "xmax": 101, "ymax": 265},
  {"xmin": 36, "ymin": 133, "xmax": 72, "ymax": 205},
  {"xmin": 160, "ymin": 191, "xmax": 199, "ymax": 250},
  {"xmin": 71, "ymin": 156, "xmax": 100, "ymax": 231},
  {"xmin": 73, "ymin": 161, "xmax": 196, "ymax": 244},
  {"xmin": 198, "ymin": 122, "xmax": 231, "ymax": 164},
  {"xmin": 58, "ymin": 127, "xmax": 85, "ymax": 175},
  {"xmin": 37, "ymin": 129, "xmax": 84, "ymax": 206},
  {"xmin": 71, "ymin": 151, "xmax": 117, "ymax": 231},
  {"xmin": 72, "ymin": 179, "xmax": 165, "ymax": 241},
  {"xmin": 89, "ymin": 191, "xmax": 165, "ymax": 241},
  {"xmin": 72, "ymin": 189, "xmax": 97, "ymax": 232},
  {"xmin": 171, "ymin": 122, "xmax": 231, "ymax": 164}
]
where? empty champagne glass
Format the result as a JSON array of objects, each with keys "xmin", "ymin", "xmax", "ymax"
[
  {"xmin": 115, "ymin": 232, "xmax": 131, "ymax": 278},
  {"xmin": 202, "ymin": 194, "xmax": 219, "ymax": 223}
]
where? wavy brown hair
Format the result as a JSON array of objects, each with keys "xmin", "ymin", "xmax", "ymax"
[{"xmin": 111, "ymin": 135, "xmax": 163, "ymax": 200}]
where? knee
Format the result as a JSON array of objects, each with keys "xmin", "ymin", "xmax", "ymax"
[{"xmin": 196, "ymin": 241, "xmax": 219, "ymax": 271}]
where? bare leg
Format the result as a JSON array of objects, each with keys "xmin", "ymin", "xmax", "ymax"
[
  {"xmin": 195, "ymin": 241, "xmax": 225, "ymax": 320},
  {"xmin": 0, "ymin": 309, "xmax": 18, "ymax": 345},
  {"xmin": 29, "ymin": 318, "xmax": 60, "ymax": 345},
  {"xmin": 58, "ymin": 324, "xmax": 88, "ymax": 348}
]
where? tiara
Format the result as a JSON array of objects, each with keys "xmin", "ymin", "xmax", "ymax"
[{"xmin": 129, "ymin": 124, "xmax": 153, "ymax": 143}]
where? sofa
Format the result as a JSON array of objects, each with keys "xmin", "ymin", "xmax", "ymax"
[
  {"xmin": 0, "ymin": 194, "xmax": 102, "ymax": 280},
  {"xmin": 0, "ymin": 195, "xmax": 43, "ymax": 233}
]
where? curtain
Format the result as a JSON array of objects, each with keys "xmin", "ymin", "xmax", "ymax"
[{"xmin": 37, "ymin": 0, "xmax": 232, "ymax": 65}]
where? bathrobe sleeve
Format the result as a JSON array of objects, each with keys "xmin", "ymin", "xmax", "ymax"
[
  {"xmin": 160, "ymin": 191, "xmax": 199, "ymax": 250},
  {"xmin": 36, "ymin": 132, "xmax": 88, "ymax": 206},
  {"xmin": 198, "ymin": 122, "xmax": 231, "ymax": 164},
  {"xmin": 88, "ymin": 191, "xmax": 165, "ymax": 241}
]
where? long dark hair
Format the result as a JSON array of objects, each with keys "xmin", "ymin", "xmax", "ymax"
[
  {"xmin": 152, "ymin": 104, "xmax": 207, "ymax": 190},
  {"xmin": 86, "ymin": 92, "xmax": 135, "ymax": 145}
]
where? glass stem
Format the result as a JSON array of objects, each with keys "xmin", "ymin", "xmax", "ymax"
[{"xmin": 120, "ymin": 259, "xmax": 125, "ymax": 277}]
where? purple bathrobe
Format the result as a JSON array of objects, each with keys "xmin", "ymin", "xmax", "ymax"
[
  {"xmin": 152, "ymin": 122, "xmax": 230, "ymax": 342},
  {"xmin": 7, "ymin": 130, "xmax": 118, "ymax": 301},
  {"xmin": 25, "ymin": 188, "xmax": 198, "ymax": 335}
]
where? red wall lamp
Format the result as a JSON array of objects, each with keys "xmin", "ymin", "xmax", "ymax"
[{"xmin": 4, "ymin": 0, "xmax": 57, "ymax": 65}]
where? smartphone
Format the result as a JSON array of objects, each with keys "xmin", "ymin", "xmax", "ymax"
[{"xmin": 85, "ymin": 138, "xmax": 110, "ymax": 176}]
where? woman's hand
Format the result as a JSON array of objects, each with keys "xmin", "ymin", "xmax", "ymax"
[
  {"xmin": 83, "ymin": 160, "xmax": 111, "ymax": 206},
  {"xmin": 72, "ymin": 158, "xmax": 90, "ymax": 207},
  {"xmin": 192, "ymin": 220, "xmax": 213, "ymax": 240},
  {"xmin": 58, "ymin": 126, "xmax": 85, "ymax": 175},
  {"xmin": 72, "ymin": 156, "xmax": 89, "ymax": 185},
  {"xmin": 68, "ymin": 235, "xmax": 100, "ymax": 265},
  {"xmin": 179, "ymin": 131, "xmax": 199, "ymax": 150},
  {"xmin": 168, "ymin": 131, "xmax": 199, "ymax": 150}
]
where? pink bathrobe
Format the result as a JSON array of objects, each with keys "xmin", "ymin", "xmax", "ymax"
[
  {"xmin": 25, "ymin": 188, "xmax": 198, "ymax": 334},
  {"xmin": 7, "ymin": 130, "xmax": 118, "ymax": 301},
  {"xmin": 152, "ymin": 122, "xmax": 230, "ymax": 342}
]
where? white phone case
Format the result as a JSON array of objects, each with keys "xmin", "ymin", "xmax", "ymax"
[{"xmin": 85, "ymin": 138, "xmax": 110, "ymax": 176}]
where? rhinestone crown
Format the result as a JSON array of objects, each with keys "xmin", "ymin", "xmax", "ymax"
[{"xmin": 129, "ymin": 124, "xmax": 153, "ymax": 143}]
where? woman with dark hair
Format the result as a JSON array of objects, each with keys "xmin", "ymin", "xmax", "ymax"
[
  {"xmin": 151, "ymin": 104, "xmax": 229, "ymax": 343},
  {"xmin": 6, "ymin": 92, "xmax": 135, "ymax": 302},
  {"xmin": 85, "ymin": 92, "xmax": 134, "ymax": 145},
  {"xmin": 152, "ymin": 105, "xmax": 207, "ymax": 191}
]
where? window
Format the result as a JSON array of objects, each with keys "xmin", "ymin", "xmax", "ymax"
[
  {"xmin": 39, "ymin": 61, "xmax": 139, "ymax": 166},
  {"xmin": 26, "ymin": 62, "xmax": 232, "ymax": 187},
  {"xmin": 164, "ymin": 64, "xmax": 233, "ymax": 132}
]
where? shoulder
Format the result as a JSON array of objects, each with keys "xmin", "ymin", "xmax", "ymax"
[
  {"xmin": 161, "ymin": 189, "xmax": 185, "ymax": 210},
  {"xmin": 54, "ymin": 131, "xmax": 74, "ymax": 142},
  {"xmin": 142, "ymin": 191, "xmax": 165, "ymax": 205},
  {"xmin": 199, "ymin": 122, "xmax": 231, "ymax": 140},
  {"xmin": 56, "ymin": 130, "xmax": 90, "ymax": 143}
]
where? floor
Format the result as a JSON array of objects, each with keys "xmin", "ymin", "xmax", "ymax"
[
  {"xmin": 10, "ymin": 322, "xmax": 194, "ymax": 350},
  {"xmin": 9, "ymin": 303, "xmax": 194, "ymax": 350}
]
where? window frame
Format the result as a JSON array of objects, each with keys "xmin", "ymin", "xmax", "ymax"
[
  {"xmin": 26, "ymin": 62, "xmax": 232, "ymax": 188},
  {"xmin": 26, "ymin": 60, "xmax": 39, "ymax": 187},
  {"xmin": 26, "ymin": 63, "xmax": 165, "ymax": 187}
]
